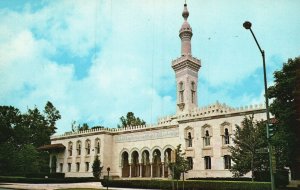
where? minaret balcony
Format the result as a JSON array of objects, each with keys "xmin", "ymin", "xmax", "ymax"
[{"xmin": 172, "ymin": 55, "xmax": 201, "ymax": 72}]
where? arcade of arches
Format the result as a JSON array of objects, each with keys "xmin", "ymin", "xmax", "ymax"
[{"xmin": 121, "ymin": 147, "xmax": 173, "ymax": 178}]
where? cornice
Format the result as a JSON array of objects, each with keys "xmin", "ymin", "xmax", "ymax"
[{"xmin": 177, "ymin": 109, "xmax": 266, "ymax": 124}]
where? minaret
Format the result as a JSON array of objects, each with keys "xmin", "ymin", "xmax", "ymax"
[{"xmin": 172, "ymin": 3, "xmax": 201, "ymax": 113}]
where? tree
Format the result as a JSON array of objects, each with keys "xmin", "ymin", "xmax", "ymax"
[
  {"xmin": 17, "ymin": 144, "xmax": 40, "ymax": 174},
  {"xmin": 117, "ymin": 112, "xmax": 146, "ymax": 128},
  {"xmin": 0, "ymin": 102, "xmax": 61, "ymax": 175},
  {"xmin": 44, "ymin": 101, "xmax": 61, "ymax": 135},
  {"xmin": 23, "ymin": 107, "xmax": 51, "ymax": 147},
  {"xmin": 267, "ymin": 57, "xmax": 299, "ymax": 178},
  {"xmin": 80, "ymin": 123, "xmax": 89, "ymax": 131},
  {"xmin": 92, "ymin": 155, "xmax": 103, "ymax": 179},
  {"xmin": 168, "ymin": 144, "xmax": 190, "ymax": 180},
  {"xmin": 0, "ymin": 106, "xmax": 22, "ymax": 143},
  {"xmin": 229, "ymin": 115, "xmax": 269, "ymax": 181},
  {"xmin": 92, "ymin": 125, "xmax": 105, "ymax": 130},
  {"xmin": 71, "ymin": 121, "xmax": 90, "ymax": 132}
]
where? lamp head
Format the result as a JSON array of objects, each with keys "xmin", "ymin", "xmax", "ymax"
[
  {"xmin": 243, "ymin": 21, "xmax": 252, "ymax": 30},
  {"xmin": 107, "ymin": 167, "xmax": 110, "ymax": 172}
]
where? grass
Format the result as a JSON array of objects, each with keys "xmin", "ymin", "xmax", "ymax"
[{"xmin": 56, "ymin": 189, "xmax": 105, "ymax": 190}]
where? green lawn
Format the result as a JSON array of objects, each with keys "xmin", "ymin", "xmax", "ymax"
[{"xmin": 57, "ymin": 189, "xmax": 105, "ymax": 190}]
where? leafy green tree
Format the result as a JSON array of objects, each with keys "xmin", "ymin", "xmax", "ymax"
[
  {"xmin": 44, "ymin": 101, "xmax": 61, "ymax": 135},
  {"xmin": 230, "ymin": 115, "xmax": 269, "ymax": 181},
  {"xmin": 0, "ymin": 102, "xmax": 61, "ymax": 175},
  {"xmin": 92, "ymin": 125, "xmax": 105, "ymax": 130},
  {"xmin": 17, "ymin": 144, "xmax": 40, "ymax": 174},
  {"xmin": 80, "ymin": 123, "xmax": 89, "ymax": 131},
  {"xmin": 23, "ymin": 107, "xmax": 51, "ymax": 147},
  {"xmin": 168, "ymin": 144, "xmax": 190, "ymax": 180},
  {"xmin": 267, "ymin": 57, "xmax": 299, "ymax": 178},
  {"xmin": 118, "ymin": 112, "xmax": 146, "ymax": 128},
  {"xmin": 92, "ymin": 155, "xmax": 103, "ymax": 179},
  {"xmin": 0, "ymin": 106, "xmax": 21, "ymax": 143},
  {"xmin": 71, "ymin": 121, "xmax": 90, "ymax": 132},
  {"xmin": 0, "ymin": 142, "xmax": 18, "ymax": 175}
]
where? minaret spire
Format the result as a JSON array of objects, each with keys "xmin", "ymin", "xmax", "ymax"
[
  {"xmin": 179, "ymin": 3, "xmax": 192, "ymax": 56},
  {"xmin": 172, "ymin": 2, "xmax": 201, "ymax": 113}
]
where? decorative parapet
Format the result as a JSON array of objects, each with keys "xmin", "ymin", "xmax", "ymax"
[
  {"xmin": 176, "ymin": 101, "xmax": 266, "ymax": 121},
  {"xmin": 51, "ymin": 121, "xmax": 178, "ymax": 140},
  {"xmin": 157, "ymin": 115, "xmax": 173, "ymax": 125}
]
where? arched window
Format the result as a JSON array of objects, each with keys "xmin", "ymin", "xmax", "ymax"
[
  {"xmin": 224, "ymin": 128, "xmax": 230, "ymax": 144},
  {"xmin": 204, "ymin": 156, "xmax": 211, "ymax": 169},
  {"xmin": 224, "ymin": 155, "xmax": 231, "ymax": 169},
  {"xmin": 85, "ymin": 139, "xmax": 91, "ymax": 155},
  {"xmin": 179, "ymin": 82, "xmax": 184, "ymax": 103},
  {"xmin": 76, "ymin": 141, "xmax": 81, "ymax": 156},
  {"xmin": 95, "ymin": 138, "xmax": 100, "ymax": 154},
  {"xmin": 188, "ymin": 132, "xmax": 192, "ymax": 147},
  {"xmin": 221, "ymin": 122, "xmax": 232, "ymax": 145},
  {"xmin": 185, "ymin": 127, "xmax": 193, "ymax": 148},
  {"xmin": 205, "ymin": 130, "xmax": 210, "ymax": 146},
  {"xmin": 191, "ymin": 81, "xmax": 196, "ymax": 104},
  {"xmin": 68, "ymin": 142, "xmax": 73, "ymax": 157}
]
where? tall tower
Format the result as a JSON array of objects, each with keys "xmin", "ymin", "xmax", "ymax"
[{"xmin": 172, "ymin": 3, "xmax": 201, "ymax": 113}]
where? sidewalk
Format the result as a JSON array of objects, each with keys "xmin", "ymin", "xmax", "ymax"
[
  {"xmin": 0, "ymin": 182, "xmax": 102, "ymax": 190},
  {"xmin": 0, "ymin": 182, "xmax": 159, "ymax": 190}
]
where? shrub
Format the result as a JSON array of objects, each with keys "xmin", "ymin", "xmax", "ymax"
[
  {"xmin": 25, "ymin": 173, "xmax": 65, "ymax": 179},
  {"xmin": 101, "ymin": 179, "xmax": 271, "ymax": 190},
  {"xmin": 92, "ymin": 155, "xmax": 103, "ymax": 179},
  {"xmin": 188, "ymin": 177, "xmax": 252, "ymax": 181}
]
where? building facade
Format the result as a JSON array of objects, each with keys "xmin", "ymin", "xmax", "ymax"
[{"xmin": 47, "ymin": 3, "xmax": 267, "ymax": 179}]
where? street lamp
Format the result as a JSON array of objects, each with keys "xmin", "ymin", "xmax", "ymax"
[
  {"xmin": 107, "ymin": 167, "xmax": 110, "ymax": 190},
  {"xmin": 243, "ymin": 21, "xmax": 275, "ymax": 190}
]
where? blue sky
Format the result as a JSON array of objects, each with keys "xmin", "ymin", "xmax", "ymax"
[{"xmin": 0, "ymin": 0, "xmax": 299, "ymax": 134}]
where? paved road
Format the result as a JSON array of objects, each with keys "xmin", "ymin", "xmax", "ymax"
[{"xmin": 0, "ymin": 182, "xmax": 159, "ymax": 190}]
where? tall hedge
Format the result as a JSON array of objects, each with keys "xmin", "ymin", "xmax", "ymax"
[{"xmin": 101, "ymin": 179, "xmax": 271, "ymax": 190}]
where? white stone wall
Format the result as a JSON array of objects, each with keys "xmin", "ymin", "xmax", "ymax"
[
  {"xmin": 50, "ymin": 108, "xmax": 266, "ymax": 179},
  {"xmin": 178, "ymin": 111, "xmax": 266, "ymax": 179}
]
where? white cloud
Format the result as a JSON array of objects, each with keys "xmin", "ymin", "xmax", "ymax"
[{"xmin": 0, "ymin": 0, "xmax": 299, "ymax": 134}]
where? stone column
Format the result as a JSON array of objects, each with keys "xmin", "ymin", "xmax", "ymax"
[
  {"xmin": 129, "ymin": 164, "xmax": 132, "ymax": 178},
  {"xmin": 49, "ymin": 155, "xmax": 52, "ymax": 173},
  {"xmin": 162, "ymin": 162, "xmax": 165, "ymax": 178},
  {"xmin": 150, "ymin": 163, "xmax": 153, "ymax": 178},
  {"xmin": 140, "ymin": 163, "xmax": 142, "ymax": 178}
]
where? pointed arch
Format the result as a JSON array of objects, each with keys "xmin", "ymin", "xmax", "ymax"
[
  {"xmin": 68, "ymin": 141, "xmax": 73, "ymax": 157},
  {"xmin": 129, "ymin": 147, "xmax": 140, "ymax": 156},
  {"xmin": 162, "ymin": 145, "xmax": 175, "ymax": 153},
  {"xmin": 94, "ymin": 138, "xmax": 101, "ymax": 154},
  {"xmin": 76, "ymin": 140, "xmax": 82, "ymax": 156},
  {"xmin": 220, "ymin": 121, "xmax": 232, "ymax": 145},
  {"xmin": 119, "ymin": 148, "xmax": 130, "ymax": 165},
  {"xmin": 85, "ymin": 139, "xmax": 91, "ymax": 155},
  {"xmin": 201, "ymin": 124, "xmax": 212, "ymax": 137},
  {"xmin": 151, "ymin": 146, "xmax": 162, "ymax": 155}
]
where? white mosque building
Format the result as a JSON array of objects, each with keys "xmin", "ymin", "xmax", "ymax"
[{"xmin": 44, "ymin": 3, "xmax": 266, "ymax": 179}]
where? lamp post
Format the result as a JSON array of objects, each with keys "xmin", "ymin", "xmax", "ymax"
[
  {"xmin": 243, "ymin": 21, "xmax": 275, "ymax": 190},
  {"xmin": 107, "ymin": 167, "xmax": 110, "ymax": 190}
]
